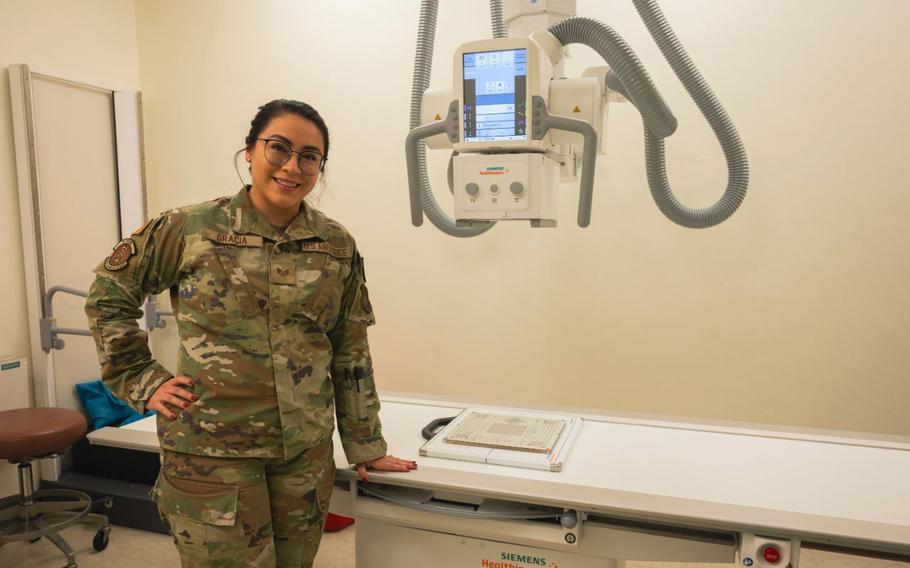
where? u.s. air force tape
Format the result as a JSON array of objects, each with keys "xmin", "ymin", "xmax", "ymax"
[
  {"xmin": 301, "ymin": 241, "xmax": 351, "ymax": 258},
  {"xmin": 104, "ymin": 238, "xmax": 137, "ymax": 271}
]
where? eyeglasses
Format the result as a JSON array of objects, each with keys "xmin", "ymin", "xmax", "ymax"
[{"xmin": 258, "ymin": 138, "xmax": 326, "ymax": 175}]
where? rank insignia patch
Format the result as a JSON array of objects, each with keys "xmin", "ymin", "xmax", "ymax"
[{"xmin": 104, "ymin": 238, "xmax": 137, "ymax": 271}]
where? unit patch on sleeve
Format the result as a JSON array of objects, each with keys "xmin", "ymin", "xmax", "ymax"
[{"xmin": 104, "ymin": 238, "xmax": 137, "ymax": 271}]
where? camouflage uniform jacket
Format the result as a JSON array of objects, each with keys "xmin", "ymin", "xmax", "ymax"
[{"xmin": 85, "ymin": 187, "xmax": 387, "ymax": 464}]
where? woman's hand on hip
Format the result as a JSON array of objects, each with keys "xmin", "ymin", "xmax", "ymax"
[
  {"xmin": 356, "ymin": 455, "xmax": 418, "ymax": 482},
  {"xmin": 147, "ymin": 375, "xmax": 196, "ymax": 420}
]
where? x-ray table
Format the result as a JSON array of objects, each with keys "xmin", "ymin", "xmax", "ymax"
[{"xmin": 88, "ymin": 393, "xmax": 910, "ymax": 567}]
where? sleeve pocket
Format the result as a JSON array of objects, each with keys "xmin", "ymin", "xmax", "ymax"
[{"xmin": 344, "ymin": 281, "xmax": 375, "ymax": 326}]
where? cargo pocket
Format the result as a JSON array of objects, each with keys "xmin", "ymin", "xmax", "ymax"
[
  {"xmin": 277, "ymin": 440, "xmax": 336, "ymax": 529},
  {"xmin": 315, "ymin": 454, "xmax": 336, "ymax": 520},
  {"xmin": 153, "ymin": 472, "xmax": 242, "ymax": 558},
  {"xmin": 305, "ymin": 444, "xmax": 336, "ymax": 526}
]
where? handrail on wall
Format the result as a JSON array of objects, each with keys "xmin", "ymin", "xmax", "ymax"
[
  {"xmin": 144, "ymin": 295, "xmax": 173, "ymax": 330},
  {"xmin": 40, "ymin": 286, "xmax": 91, "ymax": 352}
]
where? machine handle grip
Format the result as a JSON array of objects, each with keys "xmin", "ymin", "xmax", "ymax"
[
  {"xmin": 548, "ymin": 115, "xmax": 597, "ymax": 227},
  {"xmin": 531, "ymin": 96, "xmax": 599, "ymax": 227},
  {"xmin": 421, "ymin": 416, "xmax": 455, "ymax": 440},
  {"xmin": 405, "ymin": 100, "xmax": 460, "ymax": 227},
  {"xmin": 405, "ymin": 122, "xmax": 443, "ymax": 226}
]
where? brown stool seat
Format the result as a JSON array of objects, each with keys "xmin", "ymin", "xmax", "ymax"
[
  {"xmin": 0, "ymin": 408, "xmax": 86, "ymax": 460},
  {"xmin": 0, "ymin": 407, "xmax": 109, "ymax": 565}
]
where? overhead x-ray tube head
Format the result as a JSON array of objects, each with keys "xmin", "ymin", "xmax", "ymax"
[{"xmin": 405, "ymin": 0, "xmax": 749, "ymax": 232}]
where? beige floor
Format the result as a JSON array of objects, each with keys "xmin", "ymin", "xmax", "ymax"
[
  {"xmin": 0, "ymin": 523, "xmax": 353, "ymax": 567},
  {"xmin": 0, "ymin": 522, "xmax": 907, "ymax": 567}
]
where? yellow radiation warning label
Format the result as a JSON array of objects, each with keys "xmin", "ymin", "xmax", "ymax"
[
  {"xmin": 573, "ymin": 105, "xmax": 581, "ymax": 113},
  {"xmin": 434, "ymin": 113, "xmax": 442, "ymax": 120}
]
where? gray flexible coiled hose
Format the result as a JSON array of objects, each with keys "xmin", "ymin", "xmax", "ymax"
[
  {"xmin": 548, "ymin": 17, "xmax": 677, "ymax": 138},
  {"xmin": 551, "ymin": 3, "xmax": 748, "ymax": 228},
  {"xmin": 490, "ymin": 0, "xmax": 508, "ymax": 38},
  {"xmin": 410, "ymin": 0, "xmax": 497, "ymax": 237},
  {"xmin": 633, "ymin": 0, "xmax": 748, "ymax": 228}
]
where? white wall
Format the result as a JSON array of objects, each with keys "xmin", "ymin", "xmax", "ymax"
[
  {"xmin": 134, "ymin": 0, "xmax": 905, "ymax": 436},
  {"xmin": 0, "ymin": 0, "xmax": 142, "ymax": 405}
]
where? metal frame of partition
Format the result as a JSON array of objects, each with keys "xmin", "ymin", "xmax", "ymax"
[{"xmin": 8, "ymin": 64, "xmax": 147, "ymax": 481}]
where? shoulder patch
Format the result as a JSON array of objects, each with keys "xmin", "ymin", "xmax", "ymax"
[{"xmin": 104, "ymin": 238, "xmax": 137, "ymax": 271}]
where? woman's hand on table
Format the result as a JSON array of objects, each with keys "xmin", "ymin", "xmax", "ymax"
[{"xmin": 356, "ymin": 455, "xmax": 418, "ymax": 482}]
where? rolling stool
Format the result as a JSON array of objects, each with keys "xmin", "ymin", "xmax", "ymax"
[{"xmin": 0, "ymin": 408, "xmax": 111, "ymax": 567}]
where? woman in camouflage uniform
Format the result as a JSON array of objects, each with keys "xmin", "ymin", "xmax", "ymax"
[{"xmin": 86, "ymin": 100, "xmax": 416, "ymax": 567}]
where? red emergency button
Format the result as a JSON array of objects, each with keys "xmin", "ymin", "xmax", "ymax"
[{"xmin": 761, "ymin": 545, "xmax": 782, "ymax": 564}]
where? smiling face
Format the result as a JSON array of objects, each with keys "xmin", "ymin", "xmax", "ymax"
[{"xmin": 245, "ymin": 113, "xmax": 326, "ymax": 227}]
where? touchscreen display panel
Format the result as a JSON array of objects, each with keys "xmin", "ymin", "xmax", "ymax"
[{"xmin": 463, "ymin": 48, "xmax": 527, "ymax": 142}]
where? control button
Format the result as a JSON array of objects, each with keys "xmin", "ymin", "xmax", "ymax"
[
  {"xmin": 564, "ymin": 533, "xmax": 576, "ymax": 544},
  {"xmin": 761, "ymin": 546, "xmax": 781, "ymax": 564},
  {"xmin": 490, "ymin": 184, "xmax": 500, "ymax": 194},
  {"xmin": 465, "ymin": 183, "xmax": 479, "ymax": 195},
  {"xmin": 510, "ymin": 182, "xmax": 524, "ymax": 195}
]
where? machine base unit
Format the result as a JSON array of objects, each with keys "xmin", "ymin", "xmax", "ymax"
[
  {"xmin": 347, "ymin": 481, "xmax": 735, "ymax": 566},
  {"xmin": 356, "ymin": 520, "xmax": 614, "ymax": 568}
]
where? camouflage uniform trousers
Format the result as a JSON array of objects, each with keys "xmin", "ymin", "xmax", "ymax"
[{"xmin": 152, "ymin": 437, "xmax": 336, "ymax": 568}]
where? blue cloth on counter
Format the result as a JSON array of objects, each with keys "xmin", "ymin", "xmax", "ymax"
[{"xmin": 75, "ymin": 380, "xmax": 155, "ymax": 430}]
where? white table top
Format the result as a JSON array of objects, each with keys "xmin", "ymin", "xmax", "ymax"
[{"xmin": 88, "ymin": 393, "xmax": 910, "ymax": 555}]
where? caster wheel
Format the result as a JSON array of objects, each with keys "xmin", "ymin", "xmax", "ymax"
[{"xmin": 92, "ymin": 527, "xmax": 110, "ymax": 552}]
